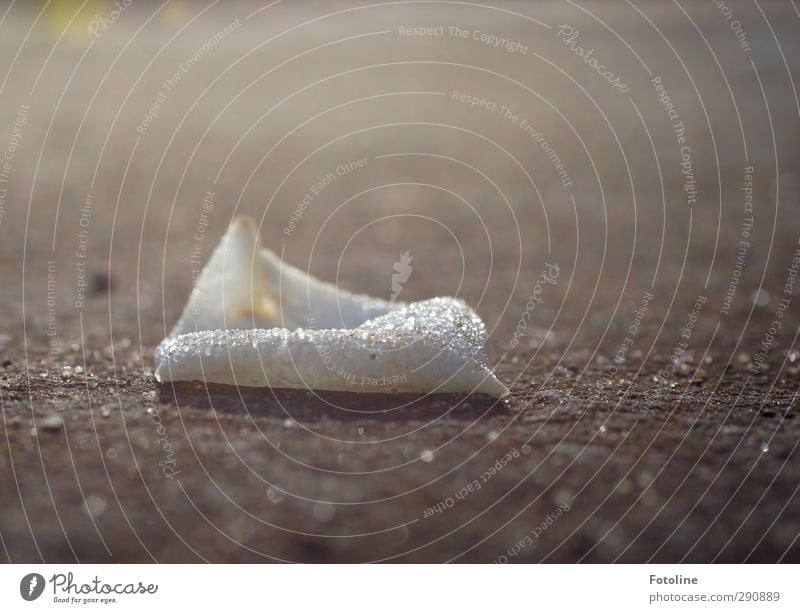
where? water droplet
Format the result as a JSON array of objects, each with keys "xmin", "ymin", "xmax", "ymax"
[
  {"xmin": 420, "ymin": 449, "xmax": 435, "ymax": 463},
  {"xmin": 283, "ymin": 418, "xmax": 294, "ymax": 428},
  {"xmin": 752, "ymin": 289, "xmax": 771, "ymax": 307},
  {"xmin": 760, "ymin": 442, "xmax": 769, "ymax": 453},
  {"xmin": 312, "ymin": 502, "xmax": 335, "ymax": 522},
  {"xmin": 357, "ymin": 426, "xmax": 365, "ymax": 436},
  {"xmin": 487, "ymin": 430, "xmax": 499, "ymax": 441},
  {"xmin": 39, "ymin": 414, "xmax": 64, "ymax": 430},
  {"xmin": 521, "ymin": 444, "xmax": 531, "ymax": 454},
  {"xmin": 83, "ymin": 494, "xmax": 107, "ymax": 518},
  {"xmin": 637, "ymin": 472, "xmax": 653, "ymax": 487},
  {"xmin": 266, "ymin": 487, "xmax": 285, "ymax": 503},
  {"xmin": 599, "ymin": 424, "xmax": 607, "ymax": 433},
  {"xmin": 555, "ymin": 490, "xmax": 572, "ymax": 506}
]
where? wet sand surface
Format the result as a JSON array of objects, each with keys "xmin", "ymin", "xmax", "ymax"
[{"xmin": 1, "ymin": 0, "xmax": 800, "ymax": 562}]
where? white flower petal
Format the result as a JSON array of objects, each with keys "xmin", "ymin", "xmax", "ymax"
[{"xmin": 154, "ymin": 217, "xmax": 508, "ymax": 398}]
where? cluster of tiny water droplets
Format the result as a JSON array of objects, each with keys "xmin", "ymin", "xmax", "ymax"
[{"xmin": 155, "ymin": 297, "xmax": 492, "ymax": 372}]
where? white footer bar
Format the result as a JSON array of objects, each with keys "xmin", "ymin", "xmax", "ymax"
[{"xmin": 1, "ymin": 565, "xmax": 797, "ymax": 612}]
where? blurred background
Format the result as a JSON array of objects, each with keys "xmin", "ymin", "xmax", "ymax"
[{"xmin": 1, "ymin": 0, "xmax": 799, "ymax": 563}]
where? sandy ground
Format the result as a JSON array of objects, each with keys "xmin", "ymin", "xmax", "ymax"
[{"xmin": 1, "ymin": 0, "xmax": 800, "ymax": 562}]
